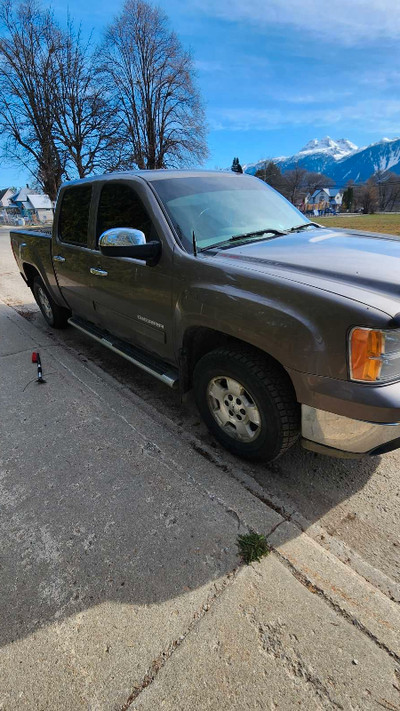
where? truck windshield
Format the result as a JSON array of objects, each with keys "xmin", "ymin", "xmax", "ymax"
[{"xmin": 151, "ymin": 175, "xmax": 311, "ymax": 253}]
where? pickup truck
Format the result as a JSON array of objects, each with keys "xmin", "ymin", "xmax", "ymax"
[{"xmin": 10, "ymin": 170, "xmax": 400, "ymax": 462}]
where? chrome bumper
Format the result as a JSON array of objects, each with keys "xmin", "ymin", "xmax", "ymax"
[{"xmin": 301, "ymin": 405, "xmax": 400, "ymax": 458}]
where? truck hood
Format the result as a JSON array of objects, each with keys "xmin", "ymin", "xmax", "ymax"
[{"xmin": 211, "ymin": 227, "xmax": 400, "ymax": 317}]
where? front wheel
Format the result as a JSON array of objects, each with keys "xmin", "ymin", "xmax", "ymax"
[
  {"xmin": 32, "ymin": 275, "xmax": 70, "ymax": 329},
  {"xmin": 193, "ymin": 347, "xmax": 300, "ymax": 462}
]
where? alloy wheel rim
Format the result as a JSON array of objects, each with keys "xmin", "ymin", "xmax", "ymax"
[
  {"xmin": 206, "ymin": 376, "xmax": 261, "ymax": 442},
  {"xmin": 37, "ymin": 286, "xmax": 53, "ymax": 321}
]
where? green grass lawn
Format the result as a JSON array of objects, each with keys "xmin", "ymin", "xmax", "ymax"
[{"xmin": 317, "ymin": 213, "xmax": 400, "ymax": 235}]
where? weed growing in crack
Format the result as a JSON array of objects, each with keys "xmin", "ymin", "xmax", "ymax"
[{"xmin": 237, "ymin": 532, "xmax": 270, "ymax": 565}]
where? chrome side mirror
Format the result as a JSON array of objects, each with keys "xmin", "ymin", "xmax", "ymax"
[
  {"xmin": 99, "ymin": 227, "xmax": 161, "ymax": 264},
  {"xmin": 99, "ymin": 228, "xmax": 146, "ymax": 249}
]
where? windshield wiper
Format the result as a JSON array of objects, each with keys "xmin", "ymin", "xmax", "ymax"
[
  {"xmin": 199, "ymin": 228, "xmax": 286, "ymax": 253},
  {"xmin": 286, "ymin": 222, "xmax": 321, "ymax": 233},
  {"xmin": 230, "ymin": 227, "xmax": 287, "ymax": 241}
]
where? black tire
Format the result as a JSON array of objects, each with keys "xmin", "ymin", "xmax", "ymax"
[
  {"xmin": 32, "ymin": 275, "xmax": 70, "ymax": 329},
  {"xmin": 193, "ymin": 346, "xmax": 300, "ymax": 462}
]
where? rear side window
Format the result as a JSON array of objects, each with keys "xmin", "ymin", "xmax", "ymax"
[
  {"xmin": 96, "ymin": 182, "xmax": 153, "ymax": 245},
  {"xmin": 59, "ymin": 186, "xmax": 92, "ymax": 245}
]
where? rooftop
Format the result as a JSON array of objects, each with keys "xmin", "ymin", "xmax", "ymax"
[{"xmin": 27, "ymin": 194, "xmax": 53, "ymax": 209}]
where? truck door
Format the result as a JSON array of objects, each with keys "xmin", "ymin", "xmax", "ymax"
[
  {"xmin": 88, "ymin": 180, "xmax": 174, "ymax": 362},
  {"xmin": 52, "ymin": 184, "xmax": 97, "ymax": 323}
]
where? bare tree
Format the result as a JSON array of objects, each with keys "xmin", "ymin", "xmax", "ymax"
[
  {"xmin": 0, "ymin": 0, "xmax": 64, "ymax": 199},
  {"xmin": 255, "ymin": 163, "xmax": 334, "ymax": 204},
  {"xmin": 374, "ymin": 170, "xmax": 400, "ymax": 212},
  {"xmin": 385, "ymin": 176, "xmax": 400, "ymax": 211},
  {"xmin": 303, "ymin": 171, "xmax": 334, "ymax": 196},
  {"xmin": 101, "ymin": 0, "xmax": 208, "ymax": 169},
  {"xmin": 52, "ymin": 22, "xmax": 123, "ymax": 179},
  {"xmin": 355, "ymin": 177, "xmax": 379, "ymax": 214},
  {"xmin": 282, "ymin": 165, "xmax": 307, "ymax": 205}
]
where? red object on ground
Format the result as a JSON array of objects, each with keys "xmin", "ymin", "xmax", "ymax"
[{"xmin": 32, "ymin": 352, "xmax": 38, "ymax": 363}]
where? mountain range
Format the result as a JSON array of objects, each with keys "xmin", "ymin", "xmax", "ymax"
[{"xmin": 244, "ymin": 136, "xmax": 400, "ymax": 185}]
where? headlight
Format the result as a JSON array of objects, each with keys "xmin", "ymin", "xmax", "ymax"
[{"xmin": 349, "ymin": 327, "xmax": 400, "ymax": 382}]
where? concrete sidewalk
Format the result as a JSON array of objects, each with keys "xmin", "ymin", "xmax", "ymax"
[{"xmin": 0, "ymin": 299, "xmax": 399, "ymax": 710}]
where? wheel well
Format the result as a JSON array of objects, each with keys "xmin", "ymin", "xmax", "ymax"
[
  {"xmin": 181, "ymin": 326, "xmax": 293, "ymax": 393},
  {"xmin": 23, "ymin": 263, "xmax": 40, "ymax": 288}
]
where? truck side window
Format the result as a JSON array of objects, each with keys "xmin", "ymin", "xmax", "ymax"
[
  {"xmin": 59, "ymin": 186, "xmax": 92, "ymax": 246},
  {"xmin": 96, "ymin": 183, "xmax": 154, "ymax": 246}
]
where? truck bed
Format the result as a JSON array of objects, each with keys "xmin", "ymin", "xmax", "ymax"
[{"xmin": 9, "ymin": 227, "xmax": 62, "ymax": 305}]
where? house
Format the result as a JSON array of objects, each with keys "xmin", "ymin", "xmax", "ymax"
[
  {"xmin": 24, "ymin": 194, "xmax": 54, "ymax": 222},
  {"xmin": 0, "ymin": 187, "xmax": 16, "ymax": 209},
  {"xmin": 8, "ymin": 186, "xmax": 53, "ymax": 223},
  {"xmin": 0, "ymin": 185, "xmax": 53, "ymax": 224},
  {"xmin": 305, "ymin": 188, "xmax": 343, "ymax": 214},
  {"xmin": 11, "ymin": 187, "xmax": 40, "ymax": 215},
  {"xmin": 0, "ymin": 187, "xmax": 18, "ymax": 218}
]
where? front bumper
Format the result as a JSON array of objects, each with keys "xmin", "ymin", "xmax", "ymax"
[{"xmin": 301, "ymin": 405, "xmax": 400, "ymax": 458}]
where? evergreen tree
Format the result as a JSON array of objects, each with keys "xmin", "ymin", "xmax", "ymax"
[
  {"xmin": 231, "ymin": 157, "xmax": 243, "ymax": 173},
  {"xmin": 255, "ymin": 161, "xmax": 283, "ymax": 191},
  {"xmin": 342, "ymin": 186, "xmax": 354, "ymax": 211}
]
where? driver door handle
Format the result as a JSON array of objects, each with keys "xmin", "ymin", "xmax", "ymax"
[
  {"xmin": 53, "ymin": 255, "xmax": 66, "ymax": 262},
  {"xmin": 90, "ymin": 267, "xmax": 108, "ymax": 277}
]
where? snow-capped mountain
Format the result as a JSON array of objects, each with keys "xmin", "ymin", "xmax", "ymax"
[
  {"xmin": 330, "ymin": 138, "xmax": 400, "ymax": 183},
  {"xmin": 295, "ymin": 137, "xmax": 358, "ymax": 160},
  {"xmin": 244, "ymin": 136, "xmax": 400, "ymax": 184}
]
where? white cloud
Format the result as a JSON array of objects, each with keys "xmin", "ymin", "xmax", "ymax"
[
  {"xmin": 209, "ymin": 99, "xmax": 400, "ymax": 132},
  {"xmin": 194, "ymin": 60, "xmax": 225, "ymax": 73},
  {"xmin": 273, "ymin": 90, "xmax": 353, "ymax": 104},
  {"xmin": 196, "ymin": 55, "xmax": 271, "ymax": 75},
  {"xmin": 194, "ymin": 0, "xmax": 400, "ymax": 44},
  {"xmin": 358, "ymin": 69, "xmax": 400, "ymax": 88}
]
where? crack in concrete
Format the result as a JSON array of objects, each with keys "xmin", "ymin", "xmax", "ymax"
[
  {"xmin": 265, "ymin": 517, "xmax": 285, "ymax": 539},
  {"xmin": 120, "ymin": 566, "xmax": 243, "ymax": 710},
  {"xmin": 273, "ymin": 550, "xmax": 400, "ymax": 666},
  {"xmin": 189, "ymin": 443, "xmax": 400, "ymax": 605},
  {"xmin": 247, "ymin": 615, "xmax": 344, "ymax": 709},
  {"xmin": 163, "ymin": 434, "xmax": 400, "ymax": 606},
  {"xmin": 292, "ymin": 518, "xmax": 400, "ymax": 604},
  {"xmin": 375, "ymin": 698, "xmax": 400, "ymax": 710},
  {"xmin": 190, "ymin": 442, "xmax": 294, "ymax": 521},
  {"xmin": 0, "ymin": 347, "xmax": 38, "ymax": 358}
]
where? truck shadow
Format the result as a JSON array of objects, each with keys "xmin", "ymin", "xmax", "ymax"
[{"xmin": 0, "ymin": 306, "xmax": 386, "ymax": 654}]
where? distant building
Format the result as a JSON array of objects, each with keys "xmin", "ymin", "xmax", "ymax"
[
  {"xmin": 24, "ymin": 194, "xmax": 54, "ymax": 222},
  {"xmin": 0, "ymin": 186, "xmax": 54, "ymax": 223},
  {"xmin": 11, "ymin": 187, "xmax": 40, "ymax": 215},
  {"xmin": 0, "ymin": 187, "xmax": 17, "ymax": 216},
  {"xmin": 305, "ymin": 188, "xmax": 343, "ymax": 214}
]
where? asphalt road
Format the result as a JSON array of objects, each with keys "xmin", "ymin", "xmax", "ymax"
[{"xmin": 1, "ymin": 227, "xmax": 399, "ymax": 599}]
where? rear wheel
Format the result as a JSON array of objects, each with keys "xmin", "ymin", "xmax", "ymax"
[
  {"xmin": 193, "ymin": 346, "xmax": 300, "ymax": 462},
  {"xmin": 32, "ymin": 275, "xmax": 70, "ymax": 329}
]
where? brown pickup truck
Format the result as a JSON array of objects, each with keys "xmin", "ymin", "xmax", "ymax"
[{"xmin": 10, "ymin": 170, "xmax": 400, "ymax": 461}]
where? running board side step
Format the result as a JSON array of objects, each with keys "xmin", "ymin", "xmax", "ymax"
[{"xmin": 68, "ymin": 316, "xmax": 179, "ymax": 389}]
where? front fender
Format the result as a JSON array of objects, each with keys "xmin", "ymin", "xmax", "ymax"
[{"xmin": 172, "ymin": 251, "xmax": 390, "ymax": 380}]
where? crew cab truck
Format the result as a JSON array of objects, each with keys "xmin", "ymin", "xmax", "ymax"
[{"xmin": 10, "ymin": 170, "xmax": 400, "ymax": 462}]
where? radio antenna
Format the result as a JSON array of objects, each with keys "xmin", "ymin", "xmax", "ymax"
[{"xmin": 192, "ymin": 230, "xmax": 198, "ymax": 257}]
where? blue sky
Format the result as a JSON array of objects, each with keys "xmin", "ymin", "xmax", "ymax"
[{"xmin": 2, "ymin": 0, "xmax": 399, "ymax": 187}]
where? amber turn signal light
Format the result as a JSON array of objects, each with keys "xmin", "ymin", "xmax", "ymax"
[{"xmin": 350, "ymin": 328, "xmax": 384, "ymax": 381}]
